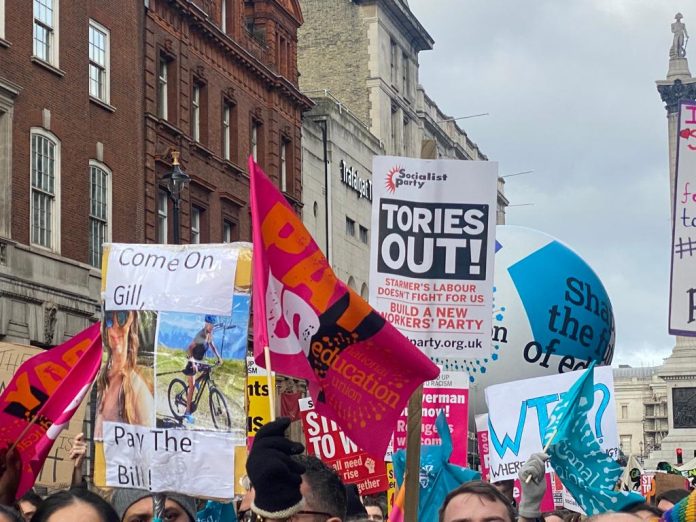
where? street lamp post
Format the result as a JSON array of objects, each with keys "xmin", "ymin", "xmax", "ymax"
[{"xmin": 161, "ymin": 151, "xmax": 191, "ymax": 244}]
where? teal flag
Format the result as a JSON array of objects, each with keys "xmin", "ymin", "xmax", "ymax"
[
  {"xmin": 197, "ymin": 501, "xmax": 237, "ymax": 522},
  {"xmin": 543, "ymin": 363, "xmax": 643, "ymax": 514},
  {"xmin": 393, "ymin": 411, "xmax": 480, "ymax": 521}
]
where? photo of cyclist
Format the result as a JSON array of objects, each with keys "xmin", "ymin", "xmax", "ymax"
[
  {"xmin": 154, "ymin": 307, "xmax": 247, "ymax": 436},
  {"xmin": 182, "ymin": 315, "xmax": 223, "ymax": 424}
]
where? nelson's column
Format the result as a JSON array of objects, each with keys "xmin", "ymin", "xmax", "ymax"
[{"xmin": 647, "ymin": 13, "xmax": 696, "ymax": 468}]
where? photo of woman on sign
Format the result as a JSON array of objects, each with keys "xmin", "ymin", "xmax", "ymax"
[{"xmin": 94, "ymin": 310, "xmax": 155, "ymax": 439}]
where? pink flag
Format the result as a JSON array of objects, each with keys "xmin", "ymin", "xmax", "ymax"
[
  {"xmin": 0, "ymin": 323, "xmax": 102, "ymax": 498},
  {"xmin": 249, "ymin": 157, "xmax": 439, "ymax": 456}
]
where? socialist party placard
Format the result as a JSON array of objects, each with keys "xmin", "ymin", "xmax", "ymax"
[{"xmin": 369, "ymin": 157, "xmax": 498, "ymax": 358}]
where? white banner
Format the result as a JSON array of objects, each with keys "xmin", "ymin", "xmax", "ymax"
[
  {"xmin": 670, "ymin": 101, "xmax": 696, "ymax": 335},
  {"xmin": 369, "ymin": 156, "xmax": 498, "ymax": 358},
  {"xmin": 103, "ymin": 422, "xmax": 235, "ymax": 498},
  {"xmin": 484, "ymin": 366, "xmax": 618, "ymax": 481},
  {"xmin": 103, "ymin": 244, "xmax": 239, "ymax": 315}
]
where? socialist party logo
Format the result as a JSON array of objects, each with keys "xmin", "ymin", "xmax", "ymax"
[{"xmin": 385, "ymin": 165, "xmax": 448, "ymax": 193}]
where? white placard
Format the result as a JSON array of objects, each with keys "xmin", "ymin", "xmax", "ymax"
[
  {"xmin": 484, "ymin": 366, "xmax": 618, "ymax": 481},
  {"xmin": 103, "ymin": 244, "xmax": 238, "ymax": 315},
  {"xmin": 670, "ymin": 101, "xmax": 696, "ymax": 335},
  {"xmin": 369, "ymin": 156, "xmax": 498, "ymax": 358},
  {"xmin": 103, "ymin": 422, "xmax": 235, "ymax": 498}
]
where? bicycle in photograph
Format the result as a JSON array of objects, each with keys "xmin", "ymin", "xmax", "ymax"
[{"xmin": 168, "ymin": 360, "xmax": 231, "ymax": 431}]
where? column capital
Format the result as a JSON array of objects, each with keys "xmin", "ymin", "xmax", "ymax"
[{"xmin": 657, "ymin": 79, "xmax": 696, "ymax": 114}]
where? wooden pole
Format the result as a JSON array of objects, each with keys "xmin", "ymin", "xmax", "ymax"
[
  {"xmin": 403, "ymin": 385, "xmax": 424, "ymax": 522},
  {"xmin": 264, "ymin": 345, "xmax": 276, "ymax": 421},
  {"xmin": 402, "ymin": 141, "xmax": 436, "ymax": 521}
]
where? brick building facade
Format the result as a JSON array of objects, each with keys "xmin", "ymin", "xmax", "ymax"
[
  {"xmin": 144, "ymin": 0, "xmax": 311, "ymax": 245},
  {"xmin": 0, "ymin": 0, "xmax": 144, "ymax": 344},
  {"xmin": 0, "ymin": 0, "xmax": 310, "ymax": 346}
]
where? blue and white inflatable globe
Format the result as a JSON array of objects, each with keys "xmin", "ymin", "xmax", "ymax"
[{"xmin": 430, "ymin": 225, "xmax": 615, "ymax": 418}]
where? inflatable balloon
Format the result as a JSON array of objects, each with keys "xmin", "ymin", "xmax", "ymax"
[{"xmin": 429, "ymin": 226, "xmax": 615, "ymax": 419}]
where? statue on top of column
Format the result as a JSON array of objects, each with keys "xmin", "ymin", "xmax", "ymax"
[{"xmin": 671, "ymin": 13, "xmax": 689, "ymax": 59}]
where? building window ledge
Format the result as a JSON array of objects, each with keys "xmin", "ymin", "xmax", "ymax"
[
  {"xmin": 155, "ymin": 118, "xmax": 184, "ymax": 139},
  {"xmin": 191, "ymin": 141, "xmax": 214, "ymax": 158},
  {"xmin": 89, "ymin": 96, "xmax": 116, "ymax": 113},
  {"xmin": 31, "ymin": 57, "xmax": 65, "ymax": 77},
  {"xmin": 223, "ymin": 160, "xmax": 244, "ymax": 175},
  {"xmin": 0, "ymin": 38, "xmax": 11, "ymax": 49}
]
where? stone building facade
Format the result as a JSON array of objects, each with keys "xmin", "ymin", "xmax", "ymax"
[
  {"xmin": 613, "ymin": 366, "xmax": 668, "ymax": 461},
  {"xmin": 298, "ymin": 1, "xmax": 507, "ymax": 297},
  {"xmin": 302, "ymin": 94, "xmax": 384, "ymax": 296},
  {"xmin": 298, "ymin": 0, "xmax": 433, "ymax": 157},
  {"xmin": 416, "ymin": 87, "xmax": 508, "ymax": 224}
]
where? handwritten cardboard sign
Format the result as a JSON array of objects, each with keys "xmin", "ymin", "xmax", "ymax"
[
  {"xmin": 103, "ymin": 244, "xmax": 239, "ymax": 315},
  {"xmin": 670, "ymin": 102, "xmax": 696, "ymax": 334}
]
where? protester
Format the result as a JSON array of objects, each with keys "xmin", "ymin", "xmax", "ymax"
[
  {"xmin": 0, "ymin": 505, "xmax": 20, "ymax": 522},
  {"xmin": 345, "ymin": 484, "xmax": 367, "ymax": 521},
  {"xmin": 95, "ymin": 311, "xmax": 154, "ymax": 438},
  {"xmin": 245, "ymin": 417, "xmax": 347, "ymax": 521},
  {"xmin": 15, "ymin": 490, "xmax": 42, "ymax": 522},
  {"xmin": 624, "ymin": 503, "xmax": 664, "ymax": 519},
  {"xmin": 0, "ymin": 447, "xmax": 20, "ymax": 507},
  {"xmin": 362, "ymin": 494, "xmax": 386, "ymax": 521},
  {"xmin": 542, "ymin": 509, "xmax": 581, "ymax": 522},
  {"xmin": 111, "ymin": 489, "xmax": 196, "ymax": 522},
  {"xmin": 68, "ymin": 433, "xmax": 87, "ymax": 488},
  {"xmin": 438, "ymin": 481, "xmax": 516, "ymax": 522},
  {"xmin": 294, "ymin": 455, "xmax": 347, "ymax": 522},
  {"xmin": 492, "ymin": 479, "xmax": 516, "ymax": 506},
  {"xmin": 584, "ymin": 513, "xmax": 643, "ymax": 522},
  {"xmin": 660, "ymin": 487, "xmax": 696, "ymax": 522},
  {"xmin": 31, "ymin": 489, "xmax": 118, "ymax": 522},
  {"xmin": 517, "ymin": 452, "xmax": 549, "ymax": 522},
  {"xmin": 656, "ymin": 489, "xmax": 690, "ymax": 511}
]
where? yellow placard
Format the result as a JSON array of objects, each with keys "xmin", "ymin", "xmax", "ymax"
[
  {"xmin": 386, "ymin": 462, "xmax": 396, "ymax": 515},
  {"xmin": 234, "ymin": 445, "xmax": 248, "ymax": 496},
  {"xmin": 246, "ymin": 357, "xmax": 275, "ymax": 438},
  {"xmin": 247, "ymin": 374, "xmax": 275, "ymax": 437}
]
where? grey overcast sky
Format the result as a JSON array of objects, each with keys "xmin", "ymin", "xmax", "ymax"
[{"xmin": 407, "ymin": 0, "xmax": 687, "ymax": 367}]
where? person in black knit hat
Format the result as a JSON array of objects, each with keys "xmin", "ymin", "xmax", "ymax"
[
  {"xmin": 245, "ymin": 417, "xmax": 347, "ymax": 521},
  {"xmin": 345, "ymin": 484, "xmax": 367, "ymax": 521}
]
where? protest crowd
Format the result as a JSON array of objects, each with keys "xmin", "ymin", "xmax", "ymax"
[
  {"xmin": 1, "ymin": 157, "xmax": 696, "ymax": 522},
  {"xmin": 0, "ymin": 417, "xmax": 695, "ymax": 522}
]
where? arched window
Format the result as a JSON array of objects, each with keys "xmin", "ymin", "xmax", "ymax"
[
  {"xmin": 30, "ymin": 128, "xmax": 61, "ymax": 251},
  {"xmin": 89, "ymin": 161, "xmax": 111, "ymax": 267}
]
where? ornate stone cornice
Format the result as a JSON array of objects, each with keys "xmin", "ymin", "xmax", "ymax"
[
  {"xmin": 660, "ymin": 374, "xmax": 696, "ymax": 381},
  {"xmin": 164, "ymin": 0, "xmax": 312, "ymax": 112},
  {"xmin": 657, "ymin": 79, "xmax": 696, "ymax": 113}
]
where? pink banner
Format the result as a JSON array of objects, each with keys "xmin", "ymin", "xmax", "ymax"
[
  {"xmin": 250, "ymin": 157, "xmax": 439, "ymax": 456},
  {"xmin": 475, "ymin": 414, "xmax": 491, "ymax": 481},
  {"xmin": 0, "ymin": 323, "xmax": 102, "ymax": 498},
  {"xmin": 393, "ymin": 370, "xmax": 469, "ymax": 466}
]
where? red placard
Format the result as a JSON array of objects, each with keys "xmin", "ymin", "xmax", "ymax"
[{"xmin": 299, "ymin": 397, "xmax": 388, "ymax": 495}]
